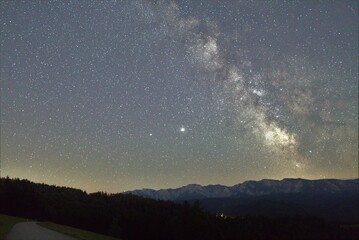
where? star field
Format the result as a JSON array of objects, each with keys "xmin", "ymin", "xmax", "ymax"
[{"xmin": 1, "ymin": 1, "xmax": 357, "ymax": 192}]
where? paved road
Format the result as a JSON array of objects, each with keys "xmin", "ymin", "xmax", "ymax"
[{"xmin": 5, "ymin": 222, "xmax": 78, "ymax": 240}]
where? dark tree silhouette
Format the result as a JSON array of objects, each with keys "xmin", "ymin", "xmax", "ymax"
[{"xmin": 1, "ymin": 177, "xmax": 358, "ymax": 240}]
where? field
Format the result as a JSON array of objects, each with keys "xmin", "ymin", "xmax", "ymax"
[
  {"xmin": 38, "ymin": 222, "xmax": 120, "ymax": 240},
  {"xmin": 0, "ymin": 214, "xmax": 27, "ymax": 240},
  {"xmin": 0, "ymin": 214, "xmax": 119, "ymax": 240}
]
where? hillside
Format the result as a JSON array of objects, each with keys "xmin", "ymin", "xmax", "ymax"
[
  {"xmin": 126, "ymin": 178, "xmax": 359, "ymax": 222},
  {"xmin": 1, "ymin": 177, "xmax": 358, "ymax": 240},
  {"xmin": 127, "ymin": 178, "xmax": 359, "ymax": 200}
]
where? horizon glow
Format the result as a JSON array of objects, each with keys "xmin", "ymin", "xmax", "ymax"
[{"xmin": 1, "ymin": 1, "xmax": 357, "ymax": 193}]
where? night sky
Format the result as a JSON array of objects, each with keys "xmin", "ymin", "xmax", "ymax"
[{"xmin": 1, "ymin": 1, "xmax": 357, "ymax": 193}]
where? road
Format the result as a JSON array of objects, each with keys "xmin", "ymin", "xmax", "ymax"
[{"xmin": 5, "ymin": 222, "xmax": 78, "ymax": 240}]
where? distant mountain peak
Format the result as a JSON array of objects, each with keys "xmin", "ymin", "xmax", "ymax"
[
  {"xmin": 182, "ymin": 184, "xmax": 202, "ymax": 188},
  {"xmin": 125, "ymin": 178, "xmax": 359, "ymax": 201}
]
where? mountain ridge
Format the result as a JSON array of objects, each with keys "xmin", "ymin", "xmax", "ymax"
[{"xmin": 126, "ymin": 178, "xmax": 359, "ymax": 201}]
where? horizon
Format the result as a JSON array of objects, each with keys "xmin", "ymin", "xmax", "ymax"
[
  {"xmin": 1, "ymin": 1, "xmax": 358, "ymax": 193},
  {"xmin": 2, "ymin": 175, "xmax": 358, "ymax": 194}
]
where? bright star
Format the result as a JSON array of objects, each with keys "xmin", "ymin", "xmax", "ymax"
[{"xmin": 180, "ymin": 127, "xmax": 186, "ymax": 132}]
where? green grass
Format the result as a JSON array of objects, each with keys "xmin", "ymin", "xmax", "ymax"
[
  {"xmin": 0, "ymin": 214, "xmax": 27, "ymax": 240},
  {"xmin": 39, "ymin": 222, "xmax": 120, "ymax": 240},
  {"xmin": 0, "ymin": 214, "xmax": 119, "ymax": 240}
]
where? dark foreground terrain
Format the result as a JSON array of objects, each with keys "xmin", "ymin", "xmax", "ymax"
[
  {"xmin": 0, "ymin": 177, "xmax": 358, "ymax": 240},
  {"xmin": 5, "ymin": 222, "xmax": 77, "ymax": 240}
]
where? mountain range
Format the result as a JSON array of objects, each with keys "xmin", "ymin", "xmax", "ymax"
[
  {"xmin": 126, "ymin": 178, "xmax": 359, "ymax": 201},
  {"xmin": 126, "ymin": 178, "xmax": 359, "ymax": 221}
]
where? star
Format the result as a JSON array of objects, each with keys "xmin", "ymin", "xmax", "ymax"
[{"xmin": 1, "ymin": 0, "xmax": 357, "ymax": 193}]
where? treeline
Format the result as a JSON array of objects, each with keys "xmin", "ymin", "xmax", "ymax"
[{"xmin": 0, "ymin": 177, "xmax": 357, "ymax": 240}]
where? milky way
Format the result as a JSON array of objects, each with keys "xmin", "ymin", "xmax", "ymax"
[{"xmin": 1, "ymin": 1, "xmax": 357, "ymax": 192}]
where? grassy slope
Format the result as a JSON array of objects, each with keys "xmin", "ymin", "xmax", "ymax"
[
  {"xmin": 0, "ymin": 214, "xmax": 27, "ymax": 240},
  {"xmin": 0, "ymin": 214, "xmax": 119, "ymax": 240},
  {"xmin": 38, "ymin": 222, "xmax": 120, "ymax": 240}
]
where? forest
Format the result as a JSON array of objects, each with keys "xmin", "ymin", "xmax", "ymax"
[{"xmin": 0, "ymin": 177, "xmax": 358, "ymax": 240}]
